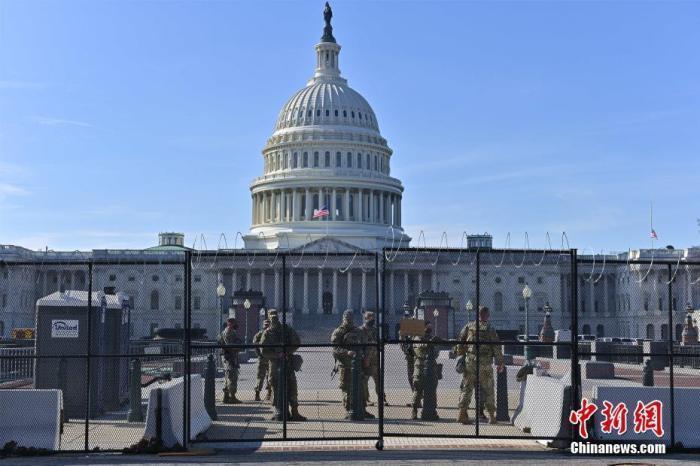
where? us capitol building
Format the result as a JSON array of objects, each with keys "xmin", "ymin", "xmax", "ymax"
[{"xmin": 1, "ymin": 6, "xmax": 698, "ymax": 342}]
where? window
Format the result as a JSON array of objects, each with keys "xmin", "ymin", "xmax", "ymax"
[
  {"xmin": 316, "ymin": 109, "xmax": 320, "ymax": 117},
  {"xmin": 658, "ymin": 297, "xmax": 663, "ymax": 311},
  {"xmin": 194, "ymin": 275, "xmax": 202, "ymax": 282},
  {"xmin": 357, "ymin": 153, "xmax": 362, "ymax": 169},
  {"xmin": 324, "ymin": 151, "xmax": 330, "ymax": 167},
  {"xmin": 336, "ymin": 152, "xmax": 341, "ymax": 167},
  {"xmin": 582, "ymin": 324, "xmax": 591, "ymax": 335},
  {"xmin": 325, "ymin": 109, "xmax": 329, "ymax": 117},
  {"xmin": 347, "ymin": 152, "xmax": 352, "ymax": 167},
  {"xmin": 343, "ymin": 110, "xmax": 347, "ymax": 117},
  {"xmin": 313, "ymin": 151, "xmax": 319, "ymax": 167},
  {"xmin": 175, "ymin": 275, "xmax": 182, "ymax": 282},
  {"xmin": 494, "ymin": 292, "xmax": 503, "ymax": 313},
  {"xmin": 152, "ymin": 274, "xmax": 159, "ymax": 282},
  {"xmin": 109, "ymin": 274, "xmax": 116, "ymax": 282},
  {"xmin": 128, "ymin": 276, "xmax": 135, "ymax": 282},
  {"xmin": 194, "ymin": 296, "xmax": 201, "ymax": 310},
  {"xmin": 150, "ymin": 290, "xmax": 159, "ymax": 310},
  {"xmin": 374, "ymin": 155, "xmax": 378, "ymax": 170},
  {"xmin": 358, "ymin": 112, "xmax": 362, "ymax": 119},
  {"xmin": 335, "ymin": 109, "xmax": 338, "ymax": 117},
  {"xmin": 303, "ymin": 152, "xmax": 308, "ymax": 167},
  {"xmin": 594, "ymin": 300, "xmax": 599, "ymax": 313},
  {"xmin": 293, "ymin": 152, "xmax": 298, "ymax": 168},
  {"xmin": 646, "ymin": 324, "xmax": 655, "ymax": 339},
  {"xmin": 307, "ymin": 110, "xmax": 312, "ymax": 117},
  {"xmin": 1, "ymin": 294, "xmax": 6, "ymax": 307},
  {"xmin": 537, "ymin": 277, "xmax": 544, "ymax": 284},
  {"xmin": 128, "ymin": 295, "xmax": 135, "ymax": 309},
  {"xmin": 366, "ymin": 154, "xmax": 370, "ymax": 169},
  {"xmin": 518, "ymin": 277, "xmax": 525, "ymax": 284},
  {"xmin": 495, "ymin": 276, "xmax": 501, "ymax": 284},
  {"xmin": 351, "ymin": 111, "xmax": 355, "ymax": 118},
  {"xmin": 175, "ymin": 295, "xmax": 182, "ymax": 310},
  {"xmin": 596, "ymin": 324, "xmax": 604, "ymax": 338}
]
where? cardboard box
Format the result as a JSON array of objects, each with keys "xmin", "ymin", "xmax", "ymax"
[{"xmin": 400, "ymin": 318, "xmax": 426, "ymax": 337}]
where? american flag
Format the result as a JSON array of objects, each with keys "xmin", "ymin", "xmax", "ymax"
[
  {"xmin": 313, "ymin": 204, "xmax": 329, "ymax": 219},
  {"xmin": 650, "ymin": 229, "xmax": 658, "ymax": 240}
]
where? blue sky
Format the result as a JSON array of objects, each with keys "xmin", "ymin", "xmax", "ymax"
[{"xmin": 1, "ymin": 0, "xmax": 698, "ymax": 252}]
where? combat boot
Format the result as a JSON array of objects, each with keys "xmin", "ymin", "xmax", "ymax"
[
  {"xmin": 265, "ymin": 389, "xmax": 272, "ymax": 401},
  {"xmin": 363, "ymin": 410, "xmax": 375, "ymax": 419},
  {"xmin": 488, "ymin": 413, "xmax": 498, "ymax": 425},
  {"xmin": 411, "ymin": 406, "xmax": 418, "ymax": 420},
  {"xmin": 229, "ymin": 395, "xmax": 242, "ymax": 404},
  {"xmin": 254, "ymin": 390, "xmax": 261, "ymax": 401},
  {"xmin": 457, "ymin": 407, "xmax": 471, "ymax": 425},
  {"xmin": 222, "ymin": 391, "xmax": 232, "ymax": 404},
  {"xmin": 290, "ymin": 406, "xmax": 307, "ymax": 422}
]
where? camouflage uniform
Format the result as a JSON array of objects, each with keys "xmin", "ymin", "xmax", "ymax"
[
  {"xmin": 454, "ymin": 318, "xmax": 504, "ymax": 424},
  {"xmin": 253, "ymin": 320, "xmax": 271, "ymax": 401},
  {"xmin": 400, "ymin": 332, "xmax": 415, "ymax": 391},
  {"xmin": 360, "ymin": 312, "xmax": 384, "ymax": 406},
  {"xmin": 260, "ymin": 310, "xmax": 306, "ymax": 421},
  {"xmin": 218, "ymin": 322, "xmax": 242, "ymax": 403},
  {"xmin": 411, "ymin": 329, "xmax": 440, "ymax": 419},
  {"xmin": 331, "ymin": 310, "xmax": 360, "ymax": 414}
]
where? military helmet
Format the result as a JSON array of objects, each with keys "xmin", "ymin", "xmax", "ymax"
[{"xmin": 364, "ymin": 311, "xmax": 375, "ymax": 321}]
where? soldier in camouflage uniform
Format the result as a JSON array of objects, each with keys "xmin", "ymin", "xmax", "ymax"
[
  {"xmin": 331, "ymin": 310, "xmax": 374, "ymax": 419},
  {"xmin": 411, "ymin": 321, "xmax": 440, "ymax": 420},
  {"xmin": 218, "ymin": 317, "xmax": 242, "ymax": 404},
  {"xmin": 260, "ymin": 309, "xmax": 307, "ymax": 421},
  {"xmin": 252, "ymin": 319, "xmax": 271, "ymax": 402},
  {"xmin": 454, "ymin": 306, "xmax": 505, "ymax": 425},
  {"xmin": 360, "ymin": 312, "xmax": 387, "ymax": 407}
]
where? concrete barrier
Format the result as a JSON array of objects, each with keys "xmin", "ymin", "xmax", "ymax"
[
  {"xmin": 143, "ymin": 375, "xmax": 212, "ymax": 448},
  {"xmin": 512, "ymin": 374, "xmax": 572, "ymax": 439},
  {"xmin": 0, "ymin": 389, "xmax": 62, "ymax": 450},
  {"xmin": 592, "ymin": 386, "xmax": 700, "ymax": 447},
  {"xmin": 583, "ymin": 361, "xmax": 615, "ymax": 379}
]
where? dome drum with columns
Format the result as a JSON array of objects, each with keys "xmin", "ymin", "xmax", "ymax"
[{"xmin": 244, "ymin": 4, "xmax": 410, "ymax": 251}]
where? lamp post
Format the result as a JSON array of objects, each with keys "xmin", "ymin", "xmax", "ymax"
[
  {"xmin": 216, "ymin": 279, "xmax": 226, "ymax": 333},
  {"xmin": 466, "ymin": 299, "xmax": 474, "ymax": 321},
  {"xmin": 522, "ymin": 284, "xmax": 533, "ymax": 363},
  {"xmin": 433, "ymin": 309, "xmax": 439, "ymax": 337},
  {"xmin": 243, "ymin": 298, "xmax": 251, "ymax": 347}
]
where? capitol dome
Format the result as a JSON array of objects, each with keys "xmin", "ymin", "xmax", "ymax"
[{"xmin": 244, "ymin": 4, "xmax": 410, "ymax": 251}]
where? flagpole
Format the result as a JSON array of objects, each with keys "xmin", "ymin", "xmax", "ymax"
[{"xmin": 650, "ymin": 201, "xmax": 654, "ymax": 249}]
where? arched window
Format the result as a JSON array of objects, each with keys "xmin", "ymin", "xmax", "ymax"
[
  {"xmin": 336, "ymin": 152, "xmax": 341, "ymax": 167},
  {"xmin": 316, "ymin": 109, "xmax": 320, "ymax": 117},
  {"xmin": 346, "ymin": 152, "xmax": 352, "ymax": 167},
  {"xmin": 374, "ymin": 155, "xmax": 378, "ymax": 170},
  {"xmin": 0, "ymin": 321, "xmax": 4, "ymax": 338},
  {"xmin": 150, "ymin": 290, "xmax": 159, "ymax": 310},
  {"xmin": 334, "ymin": 109, "xmax": 338, "ymax": 117},
  {"xmin": 293, "ymin": 152, "xmax": 298, "ymax": 168},
  {"xmin": 349, "ymin": 193, "xmax": 354, "ymax": 220},
  {"xmin": 351, "ymin": 111, "xmax": 355, "ymax": 118},
  {"xmin": 494, "ymin": 292, "xmax": 503, "ymax": 313},
  {"xmin": 582, "ymin": 324, "xmax": 591, "ymax": 335},
  {"xmin": 302, "ymin": 152, "xmax": 308, "ymax": 167},
  {"xmin": 646, "ymin": 324, "xmax": 655, "ymax": 340},
  {"xmin": 596, "ymin": 324, "xmax": 604, "ymax": 338},
  {"xmin": 366, "ymin": 153, "xmax": 370, "ymax": 169},
  {"xmin": 325, "ymin": 109, "xmax": 330, "ymax": 117},
  {"xmin": 357, "ymin": 153, "xmax": 362, "ymax": 169},
  {"xmin": 661, "ymin": 324, "xmax": 668, "ymax": 340},
  {"xmin": 325, "ymin": 151, "xmax": 330, "ymax": 167},
  {"xmin": 343, "ymin": 110, "xmax": 347, "ymax": 118},
  {"xmin": 313, "ymin": 151, "xmax": 319, "ymax": 167},
  {"xmin": 335, "ymin": 194, "xmax": 342, "ymax": 218}
]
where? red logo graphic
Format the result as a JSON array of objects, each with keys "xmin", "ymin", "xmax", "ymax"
[
  {"xmin": 569, "ymin": 398, "xmax": 598, "ymax": 439},
  {"xmin": 633, "ymin": 400, "xmax": 664, "ymax": 438},
  {"xmin": 600, "ymin": 400, "xmax": 629, "ymax": 435}
]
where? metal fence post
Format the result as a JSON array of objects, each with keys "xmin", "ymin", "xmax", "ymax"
[
  {"xmin": 281, "ymin": 254, "xmax": 287, "ymax": 439},
  {"xmin": 183, "ymin": 251, "xmax": 192, "ymax": 449},
  {"xmin": 84, "ymin": 260, "xmax": 93, "ymax": 452},
  {"xmin": 667, "ymin": 262, "xmax": 675, "ymax": 448},
  {"xmin": 570, "ymin": 249, "xmax": 580, "ymax": 444},
  {"xmin": 475, "ymin": 249, "xmax": 480, "ymax": 436},
  {"xmin": 377, "ymin": 251, "xmax": 384, "ymax": 450}
]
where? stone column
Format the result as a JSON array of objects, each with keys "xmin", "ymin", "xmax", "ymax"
[
  {"xmin": 318, "ymin": 269, "xmax": 323, "ymax": 314},
  {"xmin": 246, "ymin": 270, "xmax": 252, "ymax": 290},
  {"xmin": 369, "ymin": 190, "xmax": 375, "ymax": 223},
  {"xmin": 303, "ymin": 269, "xmax": 309, "ymax": 314},
  {"xmin": 346, "ymin": 271, "xmax": 353, "ymax": 310},
  {"xmin": 305, "ymin": 189, "xmax": 311, "ymax": 220},
  {"xmin": 292, "ymin": 190, "xmax": 299, "ymax": 221},
  {"xmin": 332, "ymin": 270, "xmax": 338, "ymax": 314},
  {"xmin": 358, "ymin": 189, "xmax": 363, "ymax": 222},
  {"xmin": 389, "ymin": 270, "xmax": 395, "ymax": 314},
  {"xmin": 344, "ymin": 189, "xmax": 350, "ymax": 221},
  {"xmin": 361, "ymin": 271, "xmax": 367, "ymax": 312},
  {"xmin": 232, "ymin": 270, "xmax": 238, "ymax": 292},
  {"xmin": 274, "ymin": 270, "xmax": 280, "ymax": 309},
  {"xmin": 397, "ymin": 196, "xmax": 401, "ymax": 226},
  {"xmin": 404, "ymin": 271, "xmax": 409, "ymax": 306},
  {"xmin": 418, "ymin": 271, "xmax": 423, "ymax": 295},
  {"xmin": 331, "ymin": 188, "xmax": 337, "ymax": 220},
  {"xmin": 603, "ymin": 275, "xmax": 609, "ymax": 315},
  {"xmin": 260, "ymin": 271, "xmax": 266, "ymax": 295},
  {"xmin": 379, "ymin": 191, "xmax": 384, "ymax": 224},
  {"xmin": 289, "ymin": 271, "xmax": 295, "ymax": 311}
]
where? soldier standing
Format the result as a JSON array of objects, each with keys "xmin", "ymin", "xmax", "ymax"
[
  {"xmin": 218, "ymin": 317, "xmax": 242, "ymax": 404},
  {"xmin": 360, "ymin": 312, "xmax": 387, "ymax": 407},
  {"xmin": 331, "ymin": 310, "xmax": 357, "ymax": 417},
  {"xmin": 260, "ymin": 309, "xmax": 306, "ymax": 421},
  {"xmin": 252, "ymin": 319, "xmax": 271, "ymax": 402},
  {"xmin": 411, "ymin": 322, "xmax": 440, "ymax": 420},
  {"xmin": 454, "ymin": 306, "xmax": 505, "ymax": 425}
]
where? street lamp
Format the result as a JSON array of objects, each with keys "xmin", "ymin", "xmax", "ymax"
[
  {"xmin": 522, "ymin": 284, "xmax": 533, "ymax": 362},
  {"xmin": 433, "ymin": 309, "xmax": 439, "ymax": 337},
  {"xmin": 216, "ymin": 279, "xmax": 226, "ymax": 333},
  {"xmin": 243, "ymin": 298, "xmax": 251, "ymax": 347}
]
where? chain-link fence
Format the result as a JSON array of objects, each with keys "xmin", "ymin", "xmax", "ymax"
[{"xmin": 1, "ymin": 250, "xmax": 699, "ymax": 452}]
